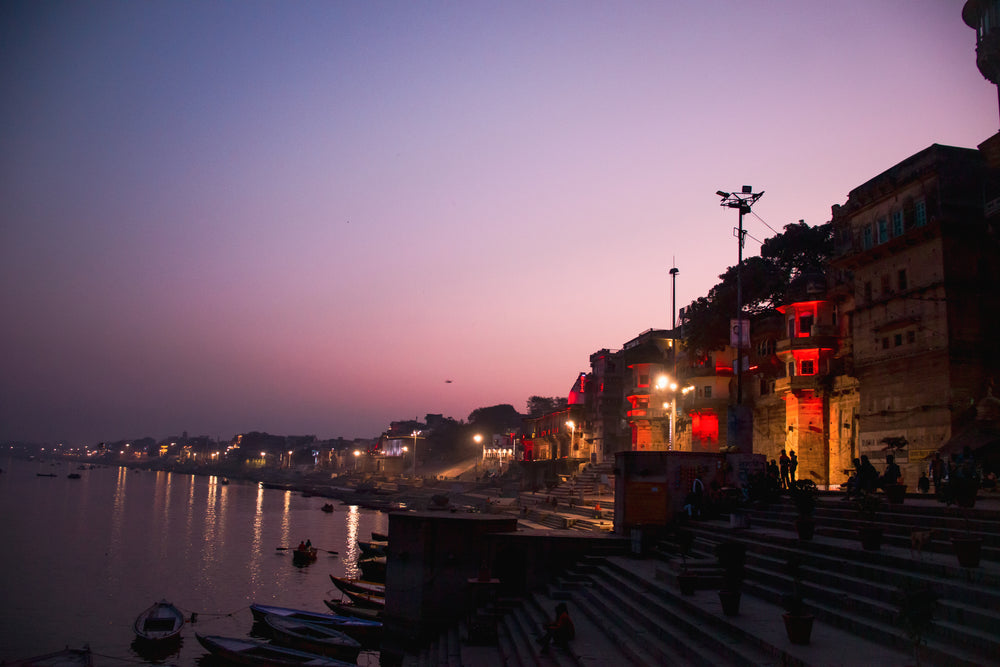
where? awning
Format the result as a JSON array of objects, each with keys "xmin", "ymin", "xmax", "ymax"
[{"xmin": 937, "ymin": 422, "xmax": 1000, "ymax": 458}]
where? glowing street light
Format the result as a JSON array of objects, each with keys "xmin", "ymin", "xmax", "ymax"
[
  {"xmin": 353, "ymin": 449, "xmax": 361, "ymax": 472},
  {"xmin": 411, "ymin": 430, "xmax": 421, "ymax": 478},
  {"xmin": 566, "ymin": 420, "xmax": 576, "ymax": 455}
]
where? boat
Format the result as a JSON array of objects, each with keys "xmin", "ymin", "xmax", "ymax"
[
  {"xmin": 356, "ymin": 540, "xmax": 387, "ymax": 558},
  {"xmin": 342, "ymin": 588, "xmax": 385, "ymax": 609},
  {"xmin": 370, "ymin": 531, "xmax": 388, "ymax": 542},
  {"xmin": 3, "ymin": 646, "xmax": 92, "ymax": 666},
  {"xmin": 357, "ymin": 557, "xmax": 386, "ymax": 583},
  {"xmin": 323, "ymin": 599, "xmax": 382, "ymax": 621},
  {"xmin": 329, "ymin": 575, "xmax": 385, "ymax": 597},
  {"xmin": 67, "ymin": 473, "xmax": 81, "ymax": 479},
  {"xmin": 263, "ymin": 614, "xmax": 362, "ymax": 662},
  {"xmin": 133, "ymin": 600, "xmax": 185, "ymax": 642},
  {"xmin": 36, "ymin": 473, "xmax": 58, "ymax": 477},
  {"xmin": 321, "ymin": 503, "xmax": 334, "ymax": 513},
  {"xmin": 292, "ymin": 546, "xmax": 318, "ymax": 565},
  {"xmin": 249, "ymin": 603, "xmax": 382, "ymax": 645},
  {"xmin": 195, "ymin": 634, "xmax": 354, "ymax": 666}
]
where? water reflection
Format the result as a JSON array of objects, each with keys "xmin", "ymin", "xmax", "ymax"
[
  {"xmin": 345, "ymin": 505, "xmax": 360, "ymax": 579},
  {"xmin": 249, "ymin": 484, "xmax": 265, "ymax": 591},
  {"xmin": 279, "ymin": 489, "xmax": 292, "ymax": 549}
]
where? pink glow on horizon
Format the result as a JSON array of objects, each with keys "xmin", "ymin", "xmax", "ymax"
[{"xmin": 0, "ymin": 1, "xmax": 995, "ymax": 444}]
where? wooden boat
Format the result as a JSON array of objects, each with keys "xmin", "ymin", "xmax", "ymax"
[
  {"xmin": 67, "ymin": 473, "xmax": 81, "ymax": 479},
  {"xmin": 357, "ymin": 557, "xmax": 386, "ymax": 583},
  {"xmin": 133, "ymin": 600, "xmax": 185, "ymax": 642},
  {"xmin": 321, "ymin": 503, "xmax": 334, "ymax": 513},
  {"xmin": 292, "ymin": 546, "xmax": 318, "ymax": 565},
  {"xmin": 249, "ymin": 603, "xmax": 382, "ymax": 645},
  {"xmin": 371, "ymin": 531, "xmax": 388, "ymax": 542},
  {"xmin": 196, "ymin": 634, "xmax": 354, "ymax": 666},
  {"xmin": 263, "ymin": 614, "xmax": 361, "ymax": 662},
  {"xmin": 36, "ymin": 473, "xmax": 58, "ymax": 477},
  {"xmin": 342, "ymin": 588, "xmax": 385, "ymax": 609},
  {"xmin": 324, "ymin": 599, "xmax": 382, "ymax": 621},
  {"xmin": 3, "ymin": 646, "xmax": 92, "ymax": 666},
  {"xmin": 356, "ymin": 540, "xmax": 387, "ymax": 559},
  {"xmin": 329, "ymin": 575, "xmax": 385, "ymax": 597}
]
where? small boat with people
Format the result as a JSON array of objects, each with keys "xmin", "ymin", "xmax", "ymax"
[
  {"xmin": 292, "ymin": 542, "xmax": 318, "ymax": 565},
  {"xmin": 263, "ymin": 614, "xmax": 362, "ymax": 662},
  {"xmin": 133, "ymin": 600, "xmax": 185, "ymax": 643},
  {"xmin": 195, "ymin": 634, "xmax": 355, "ymax": 666},
  {"xmin": 321, "ymin": 503, "xmax": 334, "ymax": 513},
  {"xmin": 329, "ymin": 575, "xmax": 385, "ymax": 598},
  {"xmin": 249, "ymin": 603, "xmax": 382, "ymax": 645}
]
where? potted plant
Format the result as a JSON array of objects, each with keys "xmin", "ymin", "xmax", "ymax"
[
  {"xmin": 675, "ymin": 528, "xmax": 697, "ymax": 595},
  {"xmin": 856, "ymin": 491, "xmax": 883, "ymax": 551},
  {"xmin": 715, "ymin": 540, "xmax": 746, "ymax": 616},
  {"xmin": 897, "ymin": 583, "xmax": 937, "ymax": 667},
  {"xmin": 789, "ymin": 479, "xmax": 817, "ymax": 541},
  {"xmin": 781, "ymin": 556, "xmax": 814, "ymax": 645}
]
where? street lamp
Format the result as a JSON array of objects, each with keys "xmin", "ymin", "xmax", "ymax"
[
  {"xmin": 566, "ymin": 420, "xmax": 575, "ymax": 455},
  {"xmin": 474, "ymin": 434, "xmax": 483, "ymax": 474},
  {"xmin": 411, "ymin": 430, "xmax": 420, "ymax": 478},
  {"xmin": 353, "ymin": 449, "xmax": 361, "ymax": 472},
  {"xmin": 670, "ymin": 265, "xmax": 679, "ymax": 451},
  {"xmin": 718, "ymin": 186, "xmax": 763, "ymax": 406}
]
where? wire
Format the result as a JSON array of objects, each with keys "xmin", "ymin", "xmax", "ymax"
[{"xmin": 750, "ymin": 210, "xmax": 782, "ymax": 236}]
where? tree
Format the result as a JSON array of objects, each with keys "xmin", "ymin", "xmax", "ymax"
[
  {"xmin": 526, "ymin": 396, "xmax": 568, "ymax": 417},
  {"xmin": 467, "ymin": 404, "xmax": 523, "ymax": 432}
]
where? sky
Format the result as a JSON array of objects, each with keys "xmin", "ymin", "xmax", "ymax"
[{"xmin": 1, "ymin": 1, "xmax": 996, "ymax": 445}]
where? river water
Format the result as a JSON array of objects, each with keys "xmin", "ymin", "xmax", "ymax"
[{"xmin": 0, "ymin": 455, "xmax": 388, "ymax": 665}]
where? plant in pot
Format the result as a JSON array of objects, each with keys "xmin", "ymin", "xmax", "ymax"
[
  {"xmin": 789, "ymin": 479, "xmax": 817, "ymax": 541},
  {"xmin": 715, "ymin": 540, "xmax": 746, "ymax": 616},
  {"xmin": 675, "ymin": 528, "xmax": 697, "ymax": 595},
  {"xmin": 855, "ymin": 490, "xmax": 883, "ymax": 551},
  {"xmin": 781, "ymin": 556, "xmax": 814, "ymax": 645},
  {"xmin": 897, "ymin": 582, "xmax": 937, "ymax": 667}
]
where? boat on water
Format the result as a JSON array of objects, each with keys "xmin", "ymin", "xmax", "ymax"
[
  {"xmin": 323, "ymin": 599, "xmax": 382, "ymax": 621},
  {"xmin": 357, "ymin": 557, "xmax": 386, "ymax": 583},
  {"xmin": 370, "ymin": 531, "xmax": 388, "ymax": 542},
  {"xmin": 263, "ymin": 614, "xmax": 361, "ymax": 662},
  {"xmin": 3, "ymin": 646, "xmax": 92, "ymax": 666},
  {"xmin": 292, "ymin": 546, "xmax": 318, "ymax": 565},
  {"xmin": 342, "ymin": 588, "xmax": 385, "ymax": 610},
  {"xmin": 329, "ymin": 575, "xmax": 385, "ymax": 597},
  {"xmin": 195, "ymin": 634, "xmax": 354, "ymax": 666},
  {"xmin": 67, "ymin": 473, "xmax": 81, "ymax": 479},
  {"xmin": 35, "ymin": 473, "xmax": 58, "ymax": 477},
  {"xmin": 321, "ymin": 503, "xmax": 334, "ymax": 513},
  {"xmin": 133, "ymin": 600, "xmax": 185, "ymax": 643},
  {"xmin": 249, "ymin": 603, "xmax": 382, "ymax": 645},
  {"xmin": 356, "ymin": 540, "xmax": 387, "ymax": 559}
]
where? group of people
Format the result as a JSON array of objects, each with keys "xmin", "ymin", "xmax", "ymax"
[
  {"xmin": 843, "ymin": 454, "xmax": 903, "ymax": 499},
  {"xmin": 765, "ymin": 449, "xmax": 799, "ymax": 490}
]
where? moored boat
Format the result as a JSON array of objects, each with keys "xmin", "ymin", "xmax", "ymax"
[
  {"xmin": 357, "ymin": 557, "xmax": 386, "ymax": 583},
  {"xmin": 321, "ymin": 503, "xmax": 334, "ymax": 513},
  {"xmin": 3, "ymin": 646, "xmax": 92, "ymax": 666},
  {"xmin": 356, "ymin": 540, "xmax": 386, "ymax": 559},
  {"xmin": 370, "ymin": 531, "xmax": 388, "ymax": 542},
  {"xmin": 133, "ymin": 600, "xmax": 185, "ymax": 642},
  {"xmin": 263, "ymin": 614, "xmax": 361, "ymax": 662},
  {"xmin": 342, "ymin": 588, "xmax": 385, "ymax": 609},
  {"xmin": 196, "ymin": 634, "xmax": 353, "ymax": 666},
  {"xmin": 249, "ymin": 603, "xmax": 382, "ymax": 644},
  {"xmin": 329, "ymin": 575, "xmax": 385, "ymax": 597},
  {"xmin": 323, "ymin": 599, "xmax": 382, "ymax": 621}
]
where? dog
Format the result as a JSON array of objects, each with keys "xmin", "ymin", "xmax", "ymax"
[{"xmin": 910, "ymin": 529, "xmax": 935, "ymax": 559}]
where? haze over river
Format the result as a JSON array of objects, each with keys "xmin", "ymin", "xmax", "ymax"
[{"xmin": 0, "ymin": 455, "xmax": 387, "ymax": 665}]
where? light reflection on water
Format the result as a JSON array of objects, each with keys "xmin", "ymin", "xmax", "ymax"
[{"xmin": 0, "ymin": 457, "xmax": 389, "ymax": 665}]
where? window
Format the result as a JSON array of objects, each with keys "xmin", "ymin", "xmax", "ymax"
[
  {"xmin": 864, "ymin": 282, "xmax": 873, "ymax": 302},
  {"xmin": 788, "ymin": 318, "xmax": 796, "ymax": 338},
  {"xmin": 894, "ymin": 333, "xmax": 902, "ymax": 347},
  {"xmin": 907, "ymin": 330, "xmax": 916, "ymax": 344},
  {"xmin": 638, "ymin": 373, "xmax": 649, "ymax": 387},
  {"xmin": 703, "ymin": 386, "xmax": 712, "ymax": 398},
  {"xmin": 863, "ymin": 225, "xmax": 873, "ymax": 249},
  {"xmin": 801, "ymin": 360, "xmax": 815, "ymax": 375},
  {"xmin": 915, "ymin": 199, "xmax": 927, "ymax": 227},
  {"xmin": 882, "ymin": 337, "xmax": 889, "ymax": 350},
  {"xmin": 799, "ymin": 314, "xmax": 814, "ymax": 336},
  {"xmin": 892, "ymin": 210, "xmax": 904, "ymax": 237},
  {"xmin": 878, "ymin": 218, "xmax": 889, "ymax": 244},
  {"xmin": 787, "ymin": 362, "xmax": 795, "ymax": 377},
  {"xmin": 881, "ymin": 274, "xmax": 891, "ymax": 295},
  {"xmin": 898, "ymin": 269, "xmax": 907, "ymax": 291}
]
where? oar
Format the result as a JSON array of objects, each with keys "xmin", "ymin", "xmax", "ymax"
[{"xmin": 276, "ymin": 546, "xmax": 339, "ymax": 555}]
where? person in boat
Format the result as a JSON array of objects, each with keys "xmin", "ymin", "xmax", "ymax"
[
  {"xmin": 297, "ymin": 541, "xmax": 306, "ymax": 551},
  {"xmin": 306, "ymin": 539, "xmax": 312, "ymax": 548},
  {"xmin": 537, "ymin": 602, "xmax": 575, "ymax": 651}
]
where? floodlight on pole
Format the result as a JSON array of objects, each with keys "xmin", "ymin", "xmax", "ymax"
[
  {"xmin": 717, "ymin": 186, "xmax": 764, "ymax": 406},
  {"xmin": 669, "ymin": 265, "xmax": 679, "ymax": 450}
]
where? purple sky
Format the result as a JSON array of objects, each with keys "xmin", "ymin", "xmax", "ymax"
[{"xmin": 1, "ymin": 1, "xmax": 996, "ymax": 445}]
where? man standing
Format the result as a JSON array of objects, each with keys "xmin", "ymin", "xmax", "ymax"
[
  {"xmin": 789, "ymin": 450, "xmax": 799, "ymax": 484},
  {"xmin": 779, "ymin": 450, "xmax": 791, "ymax": 490}
]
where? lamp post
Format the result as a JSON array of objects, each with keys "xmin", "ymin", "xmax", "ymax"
[
  {"xmin": 566, "ymin": 420, "xmax": 575, "ymax": 457},
  {"xmin": 670, "ymin": 265, "xmax": 679, "ymax": 450},
  {"xmin": 717, "ymin": 186, "xmax": 763, "ymax": 406},
  {"xmin": 474, "ymin": 434, "xmax": 483, "ymax": 476},
  {"xmin": 353, "ymin": 449, "xmax": 361, "ymax": 472},
  {"xmin": 411, "ymin": 430, "xmax": 420, "ymax": 478}
]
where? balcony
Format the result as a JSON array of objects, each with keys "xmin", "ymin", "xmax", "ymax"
[
  {"xmin": 774, "ymin": 375, "xmax": 823, "ymax": 394},
  {"xmin": 776, "ymin": 332, "xmax": 839, "ymax": 354}
]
